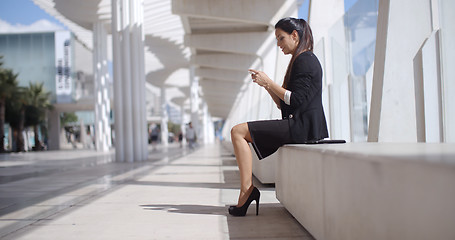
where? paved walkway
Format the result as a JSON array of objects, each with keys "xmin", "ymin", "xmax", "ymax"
[{"xmin": 0, "ymin": 143, "xmax": 313, "ymax": 239}]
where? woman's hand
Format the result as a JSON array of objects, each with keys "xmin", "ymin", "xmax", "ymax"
[
  {"xmin": 249, "ymin": 68, "xmax": 287, "ymax": 107},
  {"xmin": 249, "ymin": 69, "xmax": 271, "ymax": 89}
]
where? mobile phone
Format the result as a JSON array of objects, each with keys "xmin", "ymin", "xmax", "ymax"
[{"xmin": 304, "ymin": 139, "xmax": 346, "ymax": 144}]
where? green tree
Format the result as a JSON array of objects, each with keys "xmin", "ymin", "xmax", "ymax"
[
  {"xmin": 60, "ymin": 112, "xmax": 78, "ymax": 126},
  {"xmin": 25, "ymin": 83, "xmax": 52, "ymax": 150},
  {"xmin": 4, "ymin": 83, "xmax": 52, "ymax": 152},
  {"xmin": 5, "ymin": 86, "xmax": 28, "ymax": 152},
  {"xmin": 168, "ymin": 121, "xmax": 181, "ymax": 135},
  {"xmin": 60, "ymin": 112, "xmax": 78, "ymax": 146},
  {"xmin": 0, "ymin": 67, "xmax": 19, "ymax": 152}
]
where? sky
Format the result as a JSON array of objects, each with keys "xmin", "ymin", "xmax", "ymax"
[
  {"xmin": 0, "ymin": 0, "xmax": 63, "ymax": 25},
  {"xmin": 0, "ymin": 0, "xmax": 65, "ymax": 33}
]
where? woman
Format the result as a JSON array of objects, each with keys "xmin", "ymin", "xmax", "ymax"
[{"xmin": 229, "ymin": 17, "xmax": 328, "ymax": 216}]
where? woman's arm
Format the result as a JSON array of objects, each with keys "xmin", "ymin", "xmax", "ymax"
[
  {"xmin": 286, "ymin": 53, "xmax": 322, "ymax": 110},
  {"xmin": 266, "ymin": 87, "xmax": 282, "ymax": 107}
]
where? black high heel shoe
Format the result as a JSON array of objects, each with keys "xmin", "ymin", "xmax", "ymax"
[{"xmin": 229, "ymin": 187, "xmax": 260, "ymax": 216}]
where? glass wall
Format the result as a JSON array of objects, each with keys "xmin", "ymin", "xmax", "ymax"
[
  {"xmin": 0, "ymin": 32, "xmax": 57, "ymax": 102},
  {"xmin": 324, "ymin": 0, "xmax": 378, "ymax": 141},
  {"xmin": 344, "ymin": 0, "xmax": 379, "ymax": 141}
]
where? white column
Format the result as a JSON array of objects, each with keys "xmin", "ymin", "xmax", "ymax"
[
  {"xmin": 202, "ymin": 102, "xmax": 214, "ymax": 144},
  {"xmin": 130, "ymin": 0, "xmax": 142, "ymax": 160},
  {"xmin": 80, "ymin": 119, "xmax": 87, "ymax": 148},
  {"xmin": 102, "ymin": 25, "xmax": 112, "ymax": 150},
  {"xmin": 189, "ymin": 65, "xmax": 200, "ymax": 134},
  {"xmin": 160, "ymin": 88, "xmax": 169, "ymax": 147},
  {"xmin": 111, "ymin": 0, "xmax": 125, "ymax": 161},
  {"xmin": 121, "ymin": 0, "xmax": 134, "ymax": 161},
  {"xmin": 367, "ymin": 0, "xmax": 389, "ymax": 142},
  {"xmin": 208, "ymin": 113, "xmax": 215, "ymax": 143},
  {"xmin": 138, "ymin": 0, "xmax": 148, "ymax": 160},
  {"xmin": 180, "ymin": 103, "xmax": 187, "ymax": 146},
  {"xmin": 93, "ymin": 22, "xmax": 101, "ymax": 151},
  {"xmin": 202, "ymin": 102, "xmax": 208, "ymax": 144},
  {"xmin": 112, "ymin": 0, "xmax": 147, "ymax": 161},
  {"xmin": 421, "ymin": 30, "xmax": 442, "ymax": 142},
  {"xmin": 419, "ymin": 0, "xmax": 442, "ymax": 143},
  {"xmin": 93, "ymin": 21, "xmax": 112, "ymax": 152}
]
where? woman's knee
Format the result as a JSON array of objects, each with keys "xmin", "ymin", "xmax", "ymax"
[{"xmin": 231, "ymin": 123, "xmax": 247, "ymax": 139}]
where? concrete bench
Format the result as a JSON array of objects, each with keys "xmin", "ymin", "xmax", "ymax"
[
  {"xmin": 275, "ymin": 142, "xmax": 455, "ymax": 240},
  {"xmin": 251, "ymin": 140, "xmax": 345, "ymax": 184}
]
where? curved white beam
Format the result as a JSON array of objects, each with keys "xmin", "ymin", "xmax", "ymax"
[
  {"xmin": 184, "ymin": 32, "xmax": 269, "ymax": 55},
  {"xmin": 172, "ymin": 0, "xmax": 288, "ymax": 26},
  {"xmin": 191, "ymin": 53, "xmax": 258, "ymax": 71},
  {"xmin": 195, "ymin": 68, "xmax": 249, "ymax": 82}
]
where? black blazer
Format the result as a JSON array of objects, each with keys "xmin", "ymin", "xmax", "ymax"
[{"xmin": 280, "ymin": 51, "xmax": 329, "ymax": 143}]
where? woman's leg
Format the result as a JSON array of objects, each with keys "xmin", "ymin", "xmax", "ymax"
[{"xmin": 231, "ymin": 123, "xmax": 254, "ymax": 206}]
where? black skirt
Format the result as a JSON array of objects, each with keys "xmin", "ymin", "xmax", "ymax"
[{"xmin": 248, "ymin": 119, "xmax": 293, "ymax": 160}]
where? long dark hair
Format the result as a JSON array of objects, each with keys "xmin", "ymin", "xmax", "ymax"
[{"xmin": 275, "ymin": 17, "xmax": 314, "ymax": 88}]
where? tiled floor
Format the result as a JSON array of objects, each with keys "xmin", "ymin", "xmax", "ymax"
[{"xmin": 0, "ymin": 143, "xmax": 313, "ymax": 239}]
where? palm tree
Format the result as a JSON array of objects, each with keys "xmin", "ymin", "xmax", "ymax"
[
  {"xmin": 26, "ymin": 82, "xmax": 52, "ymax": 150},
  {"xmin": 7, "ymin": 83, "xmax": 52, "ymax": 152},
  {"xmin": 0, "ymin": 67, "xmax": 19, "ymax": 152},
  {"xmin": 6, "ymin": 86, "xmax": 29, "ymax": 152}
]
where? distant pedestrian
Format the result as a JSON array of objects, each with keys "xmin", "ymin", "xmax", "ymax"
[
  {"xmin": 186, "ymin": 122, "xmax": 196, "ymax": 149},
  {"xmin": 178, "ymin": 131, "xmax": 183, "ymax": 148},
  {"xmin": 150, "ymin": 124, "xmax": 160, "ymax": 150}
]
